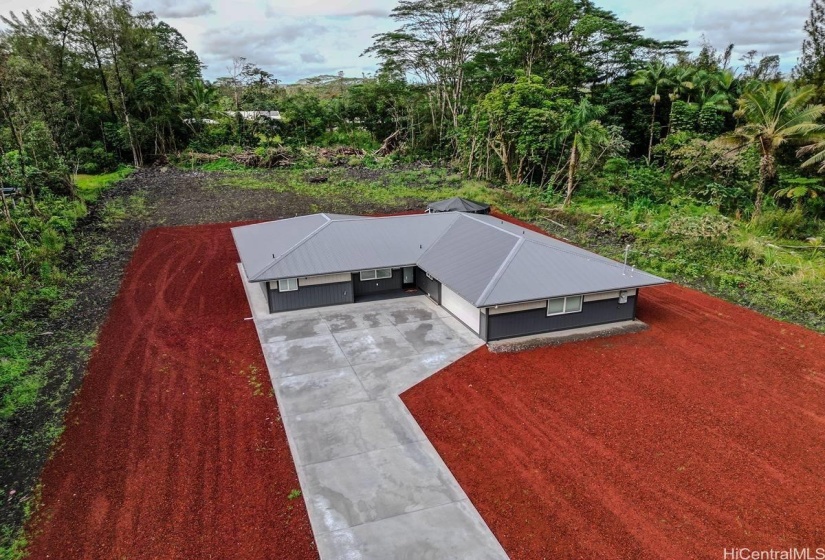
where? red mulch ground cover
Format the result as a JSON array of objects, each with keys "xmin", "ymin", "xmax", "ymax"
[
  {"xmin": 403, "ymin": 283, "xmax": 825, "ymax": 559},
  {"xmin": 25, "ymin": 224, "xmax": 317, "ymax": 559}
]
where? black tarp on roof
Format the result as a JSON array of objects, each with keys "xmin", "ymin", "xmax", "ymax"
[{"xmin": 426, "ymin": 196, "xmax": 490, "ymax": 214}]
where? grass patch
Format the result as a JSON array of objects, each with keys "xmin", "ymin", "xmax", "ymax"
[
  {"xmin": 241, "ymin": 364, "xmax": 265, "ymax": 397},
  {"xmin": 198, "ymin": 158, "xmax": 247, "ymax": 172},
  {"xmin": 74, "ymin": 166, "xmax": 133, "ymax": 203},
  {"xmin": 209, "ymin": 166, "xmax": 506, "ymax": 210},
  {"xmin": 100, "ymin": 192, "xmax": 148, "ymax": 227},
  {"xmin": 0, "ymin": 334, "xmax": 44, "ymax": 421}
]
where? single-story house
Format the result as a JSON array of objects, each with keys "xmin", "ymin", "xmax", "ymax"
[{"xmin": 232, "ymin": 213, "xmax": 668, "ymax": 341}]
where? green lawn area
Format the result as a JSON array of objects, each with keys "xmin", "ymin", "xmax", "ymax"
[{"xmin": 74, "ymin": 167, "xmax": 134, "ymax": 202}]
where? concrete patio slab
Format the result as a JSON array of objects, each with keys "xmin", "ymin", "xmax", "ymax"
[
  {"xmin": 396, "ymin": 318, "xmax": 480, "ymax": 353},
  {"xmin": 263, "ymin": 334, "xmax": 350, "ymax": 377},
  {"xmin": 332, "ymin": 326, "xmax": 419, "ymax": 365},
  {"xmin": 320, "ymin": 308, "xmax": 395, "ymax": 333},
  {"xmin": 302, "ymin": 440, "xmax": 464, "ymax": 533},
  {"xmin": 315, "ymin": 500, "xmax": 507, "ymax": 560},
  {"xmin": 259, "ymin": 314, "xmax": 328, "ymax": 343},
  {"xmin": 290, "ymin": 399, "xmax": 424, "ymax": 466},
  {"xmin": 274, "ymin": 367, "xmax": 370, "ymax": 416},
  {"xmin": 384, "ymin": 301, "xmax": 445, "ymax": 325},
  {"xmin": 352, "ymin": 347, "xmax": 476, "ymax": 399},
  {"xmin": 236, "ymin": 270, "xmax": 507, "ymax": 560}
]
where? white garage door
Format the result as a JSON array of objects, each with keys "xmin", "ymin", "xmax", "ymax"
[{"xmin": 441, "ymin": 285, "xmax": 480, "ymax": 334}]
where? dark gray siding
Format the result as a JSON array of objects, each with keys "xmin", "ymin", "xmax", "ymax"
[
  {"xmin": 415, "ymin": 267, "xmax": 441, "ymax": 304},
  {"xmin": 352, "ymin": 269, "xmax": 403, "ymax": 297},
  {"xmin": 269, "ymin": 280, "xmax": 354, "ymax": 312},
  {"xmin": 487, "ymin": 296, "xmax": 637, "ymax": 341}
]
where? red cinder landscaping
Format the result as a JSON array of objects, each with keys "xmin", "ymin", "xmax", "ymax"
[
  {"xmin": 403, "ymin": 283, "xmax": 825, "ymax": 559},
  {"xmin": 25, "ymin": 224, "xmax": 317, "ymax": 559}
]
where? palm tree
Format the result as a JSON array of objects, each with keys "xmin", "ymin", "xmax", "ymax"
[
  {"xmin": 667, "ymin": 66, "xmax": 695, "ymax": 132},
  {"xmin": 724, "ymin": 82, "xmax": 825, "ymax": 216},
  {"xmin": 771, "ymin": 177, "xmax": 825, "ymax": 210},
  {"xmin": 711, "ymin": 70, "xmax": 739, "ymax": 109},
  {"xmin": 668, "ymin": 66, "xmax": 696, "ymax": 102},
  {"xmin": 797, "ymin": 137, "xmax": 825, "ymax": 172},
  {"xmin": 685, "ymin": 69, "xmax": 710, "ymax": 103},
  {"xmin": 185, "ymin": 79, "xmax": 219, "ymax": 125},
  {"xmin": 556, "ymin": 99, "xmax": 610, "ymax": 207},
  {"xmin": 631, "ymin": 61, "xmax": 672, "ymax": 163}
]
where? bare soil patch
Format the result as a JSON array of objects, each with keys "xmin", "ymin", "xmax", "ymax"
[
  {"xmin": 403, "ymin": 282, "xmax": 825, "ymax": 559},
  {"xmin": 25, "ymin": 223, "xmax": 318, "ymax": 559}
]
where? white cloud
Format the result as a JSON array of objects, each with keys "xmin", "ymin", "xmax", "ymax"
[
  {"xmin": 1, "ymin": 0, "xmax": 809, "ymax": 81},
  {"xmin": 262, "ymin": 0, "xmax": 393, "ymax": 18},
  {"xmin": 300, "ymin": 51, "xmax": 326, "ymax": 64},
  {"xmin": 600, "ymin": 0, "xmax": 807, "ymax": 72},
  {"xmin": 141, "ymin": 0, "xmax": 215, "ymax": 18}
]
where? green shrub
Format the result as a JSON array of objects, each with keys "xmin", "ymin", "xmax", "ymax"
[
  {"xmin": 666, "ymin": 214, "xmax": 732, "ymax": 239},
  {"xmin": 696, "ymin": 182, "xmax": 751, "ymax": 214},
  {"xmin": 611, "ymin": 164, "xmax": 671, "ymax": 203},
  {"xmin": 669, "ymin": 101, "xmax": 699, "ymax": 133},
  {"xmin": 0, "ymin": 334, "xmax": 43, "ymax": 420},
  {"xmin": 74, "ymin": 143, "xmax": 118, "ymax": 174},
  {"xmin": 319, "ymin": 129, "xmax": 377, "ymax": 151},
  {"xmin": 199, "ymin": 157, "xmax": 245, "ymax": 172},
  {"xmin": 752, "ymin": 209, "xmax": 813, "ymax": 240},
  {"xmin": 698, "ymin": 106, "xmax": 725, "ymax": 136}
]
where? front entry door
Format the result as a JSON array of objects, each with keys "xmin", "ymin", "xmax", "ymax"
[{"xmin": 402, "ymin": 266, "xmax": 415, "ymax": 287}]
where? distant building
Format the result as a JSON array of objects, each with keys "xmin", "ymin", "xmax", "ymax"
[{"xmin": 229, "ymin": 111, "xmax": 281, "ymax": 120}]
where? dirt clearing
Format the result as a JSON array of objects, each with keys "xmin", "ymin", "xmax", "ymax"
[
  {"xmin": 403, "ymin": 283, "xmax": 825, "ymax": 559},
  {"xmin": 25, "ymin": 223, "xmax": 317, "ymax": 559}
]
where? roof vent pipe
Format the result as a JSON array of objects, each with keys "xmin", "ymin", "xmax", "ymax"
[{"xmin": 622, "ymin": 244, "xmax": 631, "ymax": 275}]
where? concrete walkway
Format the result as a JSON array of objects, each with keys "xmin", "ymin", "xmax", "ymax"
[{"xmin": 238, "ymin": 267, "xmax": 508, "ymax": 560}]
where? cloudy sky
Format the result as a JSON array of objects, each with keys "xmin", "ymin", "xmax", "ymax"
[{"xmin": 0, "ymin": 0, "xmax": 810, "ymax": 82}]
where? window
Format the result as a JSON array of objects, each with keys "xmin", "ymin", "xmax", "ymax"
[
  {"xmin": 360, "ymin": 268, "xmax": 392, "ymax": 281},
  {"xmin": 278, "ymin": 278, "xmax": 298, "ymax": 292},
  {"xmin": 547, "ymin": 295, "xmax": 583, "ymax": 316}
]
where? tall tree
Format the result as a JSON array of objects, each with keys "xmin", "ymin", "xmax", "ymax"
[
  {"xmin": 555, "ymin": 98, "xmax": 609, "ymax": 206},
  {"xmin": 631, "ymin": 61, "xmax": 671, "ymax": 163},
  {"xmin": 725, "ymin": 82, "xmax": 825, "ymax": 215},
  {"xmin": 796, "ymin": 0, "xmax": 825, "ymax": 89},
  {"xmin": 495, "ymin": 0, "xmax": 686, "ymax": 89},
  {"xmin": 462, "ymin": 73, "xmax": 570, "ymax": 184},
  {"xmin": 365, "ymin": 0, "xmax": 500, "ymax": 145}
]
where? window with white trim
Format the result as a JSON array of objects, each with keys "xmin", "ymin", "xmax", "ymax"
[
  {"xmin": 278, "ymin": 278, "xmax": 298, "ymax": 292},
  {"xmin": 360, "ymin": 268, "xmax": 392, "ymax": 281},
  {"xmin": 547, "ymin": 295, "xmax": 583, "ymax": 316}
]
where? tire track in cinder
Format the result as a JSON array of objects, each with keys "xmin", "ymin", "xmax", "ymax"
[
  {"xmin": 128, "ymin": 230, "xmax": 213, "ymax": 555},
  {"xmin": 25, "ymin": 224, "xmax": 318, "ymax": 560},
  {"xmin": 95, "ymin": 230, "xmax": 182, "ymax": 555}
]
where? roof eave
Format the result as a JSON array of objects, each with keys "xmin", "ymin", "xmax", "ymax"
[{"xmin": 477, "ymin": 278, "xmax": 670, "ymax": 308}]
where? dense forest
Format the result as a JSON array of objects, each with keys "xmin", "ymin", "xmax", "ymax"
[{"xmin": 2, "ymin": 0, "xmax": 825, "ymax": 553}]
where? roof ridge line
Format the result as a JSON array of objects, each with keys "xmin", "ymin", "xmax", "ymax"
[
  {"xmin": 461, "ymin": 213, "xmax": 523, "ymax": 240},
  {"xmin": 414, "ymin": 212, "xmax": 463, "ymax": 268},
  {"xmin": 522, "ymin": 237, "xmax": 625, "ymax": 270},
  {"xmin": 249, "ymin": 214, "xmax": 333, "ymax": 280},
  {"xmin": 474, "ymin": 236, "xmax": 526, "ymax": 307}
]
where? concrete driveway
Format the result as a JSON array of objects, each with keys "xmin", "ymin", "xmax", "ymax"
[{"xmin": 239, "ymin": 268, "xmax": 507, "ymax": 559}]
